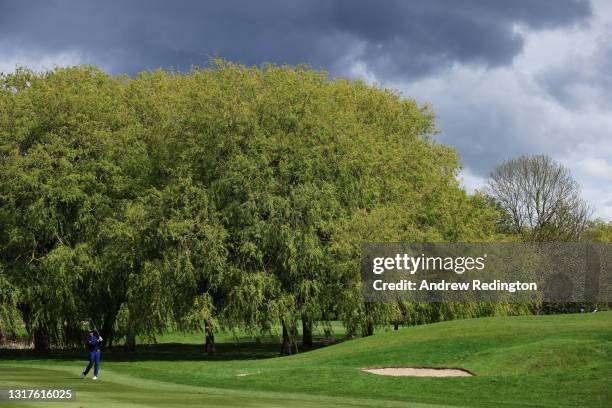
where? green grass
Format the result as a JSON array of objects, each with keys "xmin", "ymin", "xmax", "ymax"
[{"xmin": 1, "ymin": 312, "xmax": 610, "ymax": 407}]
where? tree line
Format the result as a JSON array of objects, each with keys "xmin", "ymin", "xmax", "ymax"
[{"xmin": 0, "ymin": 61, "xmax": 609, "ymax": 352}]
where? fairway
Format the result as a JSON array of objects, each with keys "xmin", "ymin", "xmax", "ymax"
[
  {"xmin": 2, "ymin": 312, "xmax": 610, "ymax": 408},
  {"xmin": 0, "ymin": 365, "xmax": 444, "ymax": 408}
]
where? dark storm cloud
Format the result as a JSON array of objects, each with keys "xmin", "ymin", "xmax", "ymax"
[
  {"xmin": 0, "ymin": 0, "xmax": 592, "ymax": 77},
  {"xmin": 329, "ymin": 0, "xmax": 592, "ymax": 77}
]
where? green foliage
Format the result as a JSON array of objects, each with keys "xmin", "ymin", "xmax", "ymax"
[
  {"xmin": 0, "ymin": 268, "xmax": 20, "ymax": 338},
  {"xmin": 584, "ymin": 220, "xmax": 612, "ymax": 243},
  {"xmin": 0, "ymin": 61, "xmax": 512, "ymax": 350}
]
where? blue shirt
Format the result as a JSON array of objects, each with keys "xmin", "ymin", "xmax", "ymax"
[{"xmin": 86, "ymin": 335, "xmax": 101, "ymax": 352}]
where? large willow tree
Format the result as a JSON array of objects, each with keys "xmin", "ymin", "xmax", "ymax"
[{"xmin": 1, "ymin": 61, "xmax": 504, "ymax": 353}]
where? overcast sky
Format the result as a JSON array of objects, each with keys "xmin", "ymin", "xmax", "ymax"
[{"xmin": 1, "ymin": 0, "xmax": 611, "ymax": 219}]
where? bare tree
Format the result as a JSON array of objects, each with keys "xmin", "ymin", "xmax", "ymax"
[{"xmin": 487, "ymin": 155, "xmax": 591, "ymax": 241}]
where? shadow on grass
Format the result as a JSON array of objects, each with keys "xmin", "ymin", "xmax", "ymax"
[{"xmin": 0, "ymin": 338, "xmax": 344, "ymax": 363}]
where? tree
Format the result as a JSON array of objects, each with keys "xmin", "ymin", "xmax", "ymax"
[
  {"xmin": 0, "ymin": 270, "xmax": 20, "ymax": 342},
  {"xmin": 487, "ymin": 155, "xmax": 591, "ymax": 242},
  {"xmin": 0, "ymin": 61, "xmax": 532, "ymax": 353},
  {"xmin": 0, "ymin": 67, "xmax": 146, "ymax": 351}
]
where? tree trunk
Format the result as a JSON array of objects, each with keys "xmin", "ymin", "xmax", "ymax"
[
  {"xmin": 281, "ymin": 322, "xmax": 298, "ymax": 355},
  {"xmin": 204, "ymin": 320, "xmax": 215, "ymax": 354},
  {"xmin": 291, "ymin": 324, "xmax": 298, "ymax": 354},
  {"xmin": 101, "ymin": 310, "xmax": 119, "ymax": 347},
  {"xmin": 281, "ymin": 324, "xmax": 290, "ymax": 355},
  {"xmin": 362, "ymin": 303, "xmax": 374, "ymax": 337},
  {"xmin": 124, "ymin": 333, "xmax": 136, "ymax": 351},
  {"xmin": 394, "ymin": 322, "xmax": 399, "ymax": 330},
  {"xmin": 34, "ymin": 327, "xmax": 50, "ymax": 353},
  {"xmin": 362, "ymin": 321, "xmax": 374, "ymax": 337},
  {"xmin": 302, "ymin": 317, "xmax": 313, "ymax": 349}
]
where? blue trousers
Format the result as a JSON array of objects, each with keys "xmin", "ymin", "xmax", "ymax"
[{"xmin": 83, "ymin": 350, "xmax": 101, "ymax": 376}]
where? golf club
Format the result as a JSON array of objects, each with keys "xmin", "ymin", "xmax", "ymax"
[{"xmin": 83, "ymin": 317, "xmax": 101, "ymax": 338}]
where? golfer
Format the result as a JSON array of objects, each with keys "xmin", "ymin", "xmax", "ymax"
[{"xmin": 81, "ymin": 331, "xmax": 102, "ymax": 380}]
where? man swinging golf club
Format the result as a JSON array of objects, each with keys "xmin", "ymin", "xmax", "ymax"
[{"xmin": 81, "ymin": 325, "xmax": 103, "ymax": 380}]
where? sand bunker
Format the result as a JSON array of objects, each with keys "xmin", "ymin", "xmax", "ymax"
[{"xmin": 361, "ymin": 367, "xmax": 474, "ymax": 377}]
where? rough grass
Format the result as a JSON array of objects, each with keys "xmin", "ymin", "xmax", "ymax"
[{"xmin": 1, "ymin": 312, "xmax": 610, "ymax": 407}]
